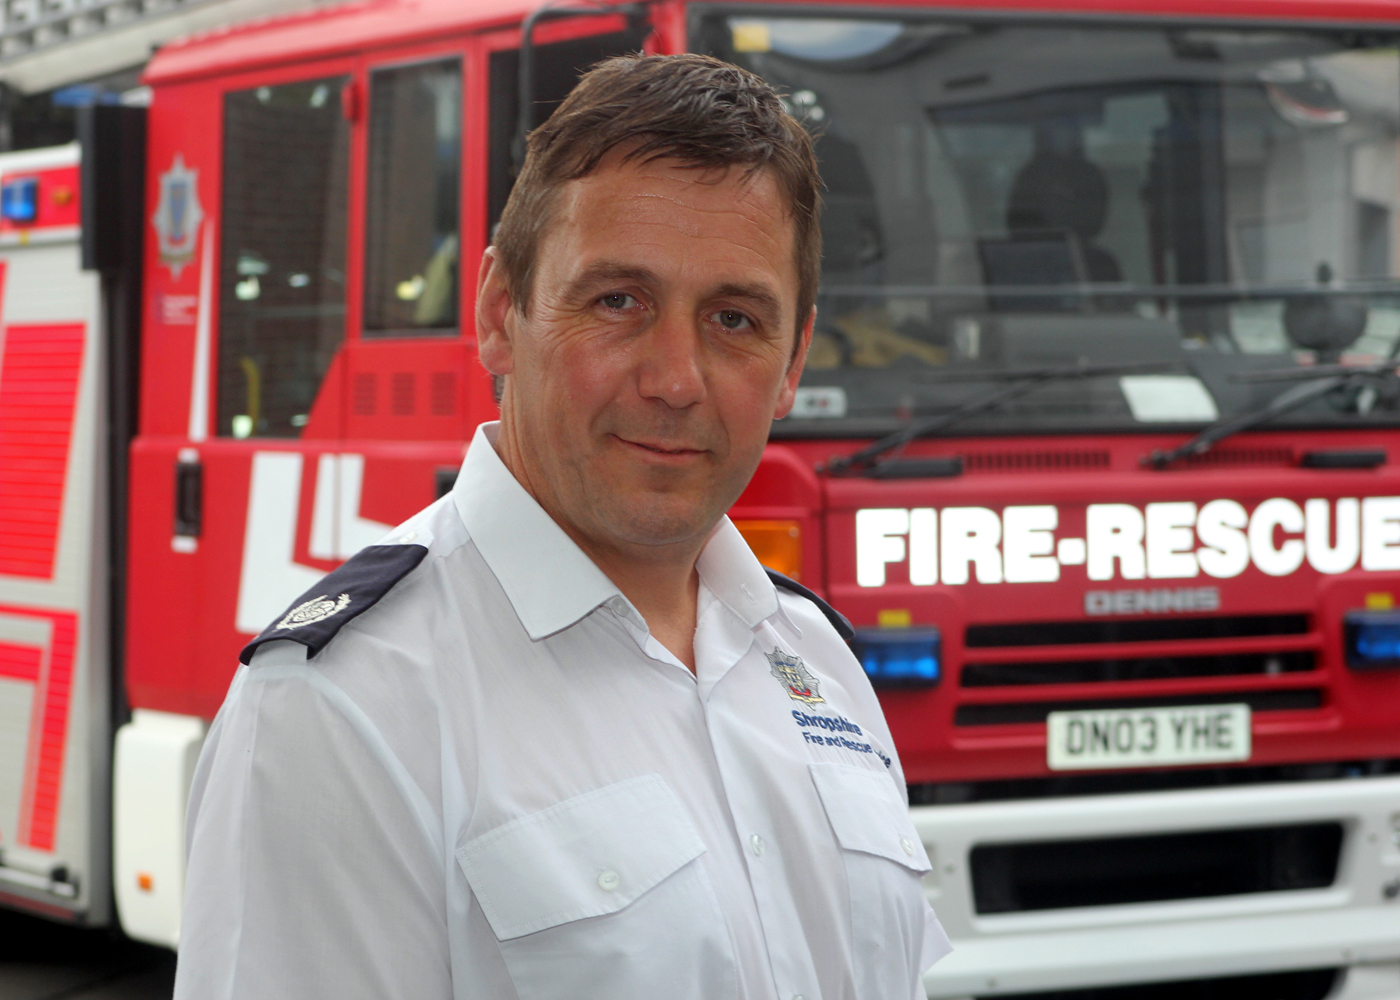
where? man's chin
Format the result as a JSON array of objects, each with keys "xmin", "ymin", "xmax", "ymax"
[{"xmin": 592, "ymin": 498, "xmax": 722, "ymax": 550}]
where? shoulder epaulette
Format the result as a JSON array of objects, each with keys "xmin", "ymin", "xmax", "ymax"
[
  {"xmin": 240, "ymin": 543, "xmax": 429, "ymax": 665},
  {"xmin": 765, "ymin": 568, "xmax": 855, "ymax": 643}
]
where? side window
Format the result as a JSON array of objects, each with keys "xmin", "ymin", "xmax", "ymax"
[
  {"xmin": 219, "ymin": 76, "xmax": 350, "ymax": 439},
  {"xmin": 363, "ymin": 58, "xmax": 463, "ymax": 337}
]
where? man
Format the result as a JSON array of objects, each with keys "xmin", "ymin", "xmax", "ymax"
[{"xmin": 175, "ymin": 53, "xmax": 950, "ymax": 1000}]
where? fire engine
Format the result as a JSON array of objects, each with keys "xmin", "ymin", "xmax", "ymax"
[{"xmin": 0, "ymin": 0, "xmax": 1399, "ymax": 995}]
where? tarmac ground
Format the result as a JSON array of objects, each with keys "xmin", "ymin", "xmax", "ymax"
[{"xmin": 0, "ymin": 906, "xmax": 174, "ymax": 1000}]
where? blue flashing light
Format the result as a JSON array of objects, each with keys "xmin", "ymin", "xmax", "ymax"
[
  {"xmin": 1344, "ymin": 610, "xmax": 1400, "ymax": 670},
  {"xmin": 1, "ymin": 177, "xmax": 38, "ymax": 224},
  {"xmin": 853, "ymin": 627, "xmax": 940, "ymax": 686},
  {"xmin": 50, "ymin": 85, "xmax": 123, "ymax": 108}
]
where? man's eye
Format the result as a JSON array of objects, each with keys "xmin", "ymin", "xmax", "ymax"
[
  {"xmin": 599, "ymin": 293, "xmax": 636, "ymax": 311},
  {"xmin": 714, "ymin": 310, "xmax": 752, "ymax": 331}
]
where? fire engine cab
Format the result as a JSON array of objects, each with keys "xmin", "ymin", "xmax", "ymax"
[{"xmin": 2, "ymin": 0, "xmax": 1400, "ymax": 996}]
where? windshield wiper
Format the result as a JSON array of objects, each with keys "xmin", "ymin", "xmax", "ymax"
[
  {"xmin": 1144, "ymin": 361, "xmax": 1400, "ymax": 469},
  {"xmin": 826, "ymin": 361, "xmax": 1170, "ymax": 476}
]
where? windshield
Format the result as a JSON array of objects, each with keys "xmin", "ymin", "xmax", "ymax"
[{"xmin": 697, "ymin": 14, "xmax": 1400, "ymax": 436}]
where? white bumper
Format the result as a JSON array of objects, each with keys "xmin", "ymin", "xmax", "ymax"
[
  {"xmin": 113, "ymin": 709, "xmax": 207, "ymax": 950},
  {"xmin": 914, "ymin": 776, "xmax": 1400, "ymax": 998}
]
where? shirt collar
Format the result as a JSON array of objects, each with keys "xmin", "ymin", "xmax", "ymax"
[
  {"xmin": 453, "ymin": 423, "xmax": 620, "ymax": 640},
  {"xmin": 697, "ymin": 518, "xmax": 782, "ymax": 631},
  {"xmin": 451, "ymin": 422, "xmax": 785, "ymax": 640}
]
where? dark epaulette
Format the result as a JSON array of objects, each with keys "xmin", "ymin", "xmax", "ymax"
[
  {"xmin": 765, "ymin": 568, "xmax": 855, "ymax": 643},
  {"xmin": 239, "ymin": 542, "xmax": 429, "ymax": 665}
]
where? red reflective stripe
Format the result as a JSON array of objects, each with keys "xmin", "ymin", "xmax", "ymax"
[
  {"xmin": 0, "ymin": 322, "xmax": 85, "ymax": 579},
  {"xmin": 25, "ymin": 617, "xmax": 73, "ymax": 850},
  {"xmin": 0, "ymin": 642, "xmax": 41, "ymax": 681},
  {"xmin": 2, "ymin": 606, "xmax": 78, "ymax": 852}
]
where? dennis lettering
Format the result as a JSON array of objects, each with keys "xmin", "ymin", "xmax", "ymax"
[{"xmin": 1085, "ymin": 586, "xmax": 1220, "ymax": 616}]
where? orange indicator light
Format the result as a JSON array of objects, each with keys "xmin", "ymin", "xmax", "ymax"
[{"xmin": 735, "ymin": 519, "xmax": 802, "ymax": 581}]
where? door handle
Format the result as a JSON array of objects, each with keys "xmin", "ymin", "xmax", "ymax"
[
  {"xmin": 174, "ymin": 456, "xmax": 202, "ymax": 538},
  {"xmin": 435, "ymin": 465, "xmax": 457, "ymax": 500}
]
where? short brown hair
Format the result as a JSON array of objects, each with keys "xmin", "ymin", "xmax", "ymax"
[{"xmin": 493, "ymin": 53, "xmax": 822, "ymax": 340}]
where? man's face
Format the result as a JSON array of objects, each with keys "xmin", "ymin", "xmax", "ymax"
[{"xmin": 478, "ymin": 154, "xmax": 812, "ymax": 558}]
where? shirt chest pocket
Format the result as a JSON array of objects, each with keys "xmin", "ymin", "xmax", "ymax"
[
  {"xmin": 456, "ymin": 774, "xmax": 738, "ymax": 1000},
  {"xmin": 810, "ymin": 762, "xmax": 942, "ymax": 1000}
]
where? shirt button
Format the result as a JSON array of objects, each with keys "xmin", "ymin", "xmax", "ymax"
[
  {"xmin": 794, "ymin": 995, "xmax": 806, "ymax": 1000},
  {"xmin": 597, "ymin": 869, "xmax": 619, "ymax": 891},
  {"xmin": 901, "ymin": 837, "xmax": 917, "ymax": 856},
  {"xmin": 608, "ymin": 598, "xmax": 628, "ymax": 617},
  {"xmin": 750, "ymin": 834, "xmax": 765, "ymax": 857}
]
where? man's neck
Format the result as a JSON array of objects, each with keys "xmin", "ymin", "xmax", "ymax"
[
  {"xmin": 573, "ymin": 540, "xmax": 702, "ymax": 673},
  {"xmin": 492, "ymin": 425, "xmax": 705, "ymax": 672}
]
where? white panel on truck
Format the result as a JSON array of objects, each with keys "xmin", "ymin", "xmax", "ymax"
[{"xmin": 0, "ymin": 143, "xmax": 109, "ymax": 924}]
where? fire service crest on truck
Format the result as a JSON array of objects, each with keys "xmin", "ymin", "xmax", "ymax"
[{"xmin": 152, "ymin": 154, "xmax": 204, "ymax": 279}]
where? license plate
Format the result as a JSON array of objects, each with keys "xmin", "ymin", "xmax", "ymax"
[{"xmin": 1046, "ymin": 703, "xmax": 1251, "ymax": 770}]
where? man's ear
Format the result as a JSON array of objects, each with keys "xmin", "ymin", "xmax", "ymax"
[
  {"xmin": 476, "ymin": 248, "xmax": 516, "ymax": 376},
  {"xmin": 773, "ymin": 306, "xmax": 815, "ymax": 420}
]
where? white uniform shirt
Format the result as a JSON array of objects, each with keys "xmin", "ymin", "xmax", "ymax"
[{"xmin": 175, "ymin": 422, "xmax": 950, "ymax": 1000}]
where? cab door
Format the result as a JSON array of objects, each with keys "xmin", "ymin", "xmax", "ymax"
[
  {"xmin": 335, "ymin": 22, "xmax": 653, "ymax": 598},
  {"xmin": 127, "ymin": 64, "xmax": 366, "ymax": 717},
  {"xmin": 126, "ymin": 16, "xmax": 654, "ymax": 720},
  {"xmin": 338, "ymin": 43, "xmax": 482, "ymax": 523},
  {"xmin": 129, "ymin": 41, "xmax": 488, "ymax": 718}
]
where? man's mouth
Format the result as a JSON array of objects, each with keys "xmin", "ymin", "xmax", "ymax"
[{"xmin": 614, "ymin": 435, "xmax": 705, "ymax": 457}]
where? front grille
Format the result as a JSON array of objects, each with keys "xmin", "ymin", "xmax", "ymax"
[
  {"xmin": 961, "ymin": 651, "xmax": 1314, "ymax": 687},
  {"xmin": 391, "ymin": 372, "xmax": 416, "ymax": 415},
  {"xmin": 352, "ymin": 372, "xmax": 376, "ymax": 415},
  {"xmin": 970, "ymin": 822, "xmax": 1343, "ymax": 914},
  {"xmin": 966, "ymin": 614, "xmax": 1308, "ymax": 648},
  {"xmin": 953, "ymin": 688, "xmax": 1322, "ymax": 727},
  {"xmin": 982, "ymin": 968, "xmax": 1338, "ymax": 1000}
]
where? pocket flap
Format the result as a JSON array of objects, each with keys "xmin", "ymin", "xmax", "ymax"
[
  {"xmin": 810, "ymin": 762, "xmax": 931, "ymax": 873},
  {"xmin": 456, "ymin": 774, "xmax": 707, "ymax": 940}
]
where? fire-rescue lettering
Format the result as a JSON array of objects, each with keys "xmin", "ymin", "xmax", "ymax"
[{"xmin": 854, "ymin": 497, "xmax": 1400, "ymax": 586}]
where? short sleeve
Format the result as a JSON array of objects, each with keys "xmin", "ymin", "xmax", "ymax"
[{"xmin": 173, "ymin": 647, "xmax": 451, "ymax": 1000}]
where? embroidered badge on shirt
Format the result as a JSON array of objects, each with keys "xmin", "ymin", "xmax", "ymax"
[
  {"xmin": 767, "ymin": 648, "xmax": 824, "ymax": 705},
  {"xmin": 277, "ymin": 593, "xmax": 351, "ymax": 630}
]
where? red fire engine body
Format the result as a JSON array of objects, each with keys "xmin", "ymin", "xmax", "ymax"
[{"xmin": 1, "ymin": 0, "xmax": 1400, "ymax": 995}]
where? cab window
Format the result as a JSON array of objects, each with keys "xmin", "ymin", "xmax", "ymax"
[
  {"xmin": 218, "ymin": 76, "xmax": 350, "ymax": 439},
  {"xmin": 702, "ymin": 17, "xmax": 1400, "ymax": 435},
  {"xmin": 363, "ymin": 58, "xmax": 463, "ymax": 337}
]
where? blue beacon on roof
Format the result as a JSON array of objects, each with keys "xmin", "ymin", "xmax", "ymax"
[{"xmin": 1, "ymin": 176, "xmax": 39, "ymax": 224}]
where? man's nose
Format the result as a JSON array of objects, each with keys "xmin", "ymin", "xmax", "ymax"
[{"xmin": 636, "ymin": 308, "xmax": 706, "ymax": 410}]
